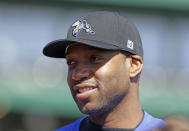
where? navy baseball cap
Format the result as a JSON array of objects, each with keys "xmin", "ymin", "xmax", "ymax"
[{"xmin": 43, "ymin": 11, "xmax": 143, "ymax": 58}]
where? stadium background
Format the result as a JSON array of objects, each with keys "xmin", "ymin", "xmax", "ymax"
[{"xmin": 0, "ymin": 0, "xmax": 189, "ymax": 130}]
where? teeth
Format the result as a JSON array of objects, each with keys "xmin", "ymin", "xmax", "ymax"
[{"xmin": 78, "ymin": 87, "xmax": 94, "ymax": 93}]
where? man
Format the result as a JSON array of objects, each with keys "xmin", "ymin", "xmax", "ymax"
[{"xmin": 43, "ymin": 11, "xmax": 166, "ymax": 131}]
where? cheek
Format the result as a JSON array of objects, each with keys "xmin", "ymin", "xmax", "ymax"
[
  {"xmin": 95, "ymin": 59, "xmax": 129, "ymax": 90},
  {"xmin": 67, "ymin": 72, "xmax": 76, "ymax": 97},
  {"xmin": 95, "ymin": 63, "xmax": 117, "ymax": 88},
  {"xmin": 67, "ymin": 71, "xmax": 73, "ymax": 87},
  {"xmin": 98, "ymin": 64, "xmax": 109, "ymax": 75},
  {"xmin": 97, "ymin": 59, "xmax": 117, "ymax": 76},
  {"xmin": 96, "ymin": 60, "xmax": 126, "ymax": 79}
]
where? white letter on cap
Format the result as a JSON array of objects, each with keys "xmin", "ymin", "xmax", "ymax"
[{"xmin": 127, "ymin": 40, "xmax": 134, "ymax": 50}]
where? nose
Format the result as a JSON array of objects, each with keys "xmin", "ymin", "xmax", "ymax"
[{"xmin": 72, "ymin": 66, "xmax": 91, "ymax": 82}]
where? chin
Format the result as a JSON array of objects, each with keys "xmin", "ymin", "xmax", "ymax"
[
  {"xmin": 78, "ymin": 104, "xmax": 110, "ymax": 116},
  {"xmin": 78, "ymin": 105, "xmax": 92, "ymax": 114},
  {"xmin": 78, "ymin": 105, "xmax": 97, "ymax": 115}
]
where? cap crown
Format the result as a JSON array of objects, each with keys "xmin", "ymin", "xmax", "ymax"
[
  {"xmin": 43, "ymin": 11, "xmax": 143, "ymax": 58},
  {"xmin": 66, "ymin": 11, "xmax": 143, "ymax": 57}
]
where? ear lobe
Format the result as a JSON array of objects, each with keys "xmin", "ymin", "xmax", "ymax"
[{"xmin": 129, "ymin": 55, "xmax": 143, "ymax": 78}]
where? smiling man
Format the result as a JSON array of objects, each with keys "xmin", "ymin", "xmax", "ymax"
[{"xmin": 43, "ymin": 11, "xmax": 166, "ymax": 131}]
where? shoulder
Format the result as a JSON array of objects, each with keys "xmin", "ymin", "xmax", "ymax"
[
  {"xmin": 135, "ymin": 111, "xmax": 167, "ymax": 131},
  {"xmin": 53, "ymin": 118, "xmax": 84, "ymax": 131}
]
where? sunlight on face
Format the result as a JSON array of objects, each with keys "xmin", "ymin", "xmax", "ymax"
[{"xmin": 66, "ymin": 43, "xmax": 130, "ymax": 115}]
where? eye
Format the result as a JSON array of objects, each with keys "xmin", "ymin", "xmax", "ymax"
[
  {"xmin": 90, "ymin": 55, "xmax": 103, "ymax": 63},
  {"xmin": 66, "ymin": 60, "xmax": 76, "ymax": 66}
]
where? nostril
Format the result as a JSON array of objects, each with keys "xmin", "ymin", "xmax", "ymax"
[
  {"xmin": 73, "ymin": 77, "xmax": 88, "ymax": 86},
  {"xmin": 72, "ymin": 69, "xmax": 90, "ymax": 81}
]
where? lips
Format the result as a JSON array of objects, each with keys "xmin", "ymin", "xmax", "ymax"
[{"xmin": 73, "ymin": 84, "xmax": 97, "ymax": 100}]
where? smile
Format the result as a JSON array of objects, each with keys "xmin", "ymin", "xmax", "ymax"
[
  {"xmin": 78, "ymin": 87, "xmax": 95, "ymax": 93},
  {"xmin": 74, "ymin": 85, "xmax": 97, "ymax": 100}
]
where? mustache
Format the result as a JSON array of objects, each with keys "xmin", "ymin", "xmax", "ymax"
[{"xmin": 72, "ymin": 78, "xmax": 98, "ymax": 87}]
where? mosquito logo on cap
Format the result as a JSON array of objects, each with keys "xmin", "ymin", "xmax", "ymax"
[{"xmin": 72, "ymin": 20, "xmax": 95, "ymax": 37}]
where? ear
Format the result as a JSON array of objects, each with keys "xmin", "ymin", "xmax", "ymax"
[{"xmin": 127, "ymin": 55, "xmax": 143, "ymax": 78}]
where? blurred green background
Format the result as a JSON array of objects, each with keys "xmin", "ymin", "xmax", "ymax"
[{"xmin": 0, "ymin": 0, "xmax": 189, "ymax": 130}]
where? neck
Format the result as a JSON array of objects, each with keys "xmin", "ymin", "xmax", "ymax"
[{"xmin": 89, "ymin": 84, "xmax": 143, "ymax": 129}]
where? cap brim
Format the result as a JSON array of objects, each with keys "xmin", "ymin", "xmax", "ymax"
[{"xmin": 43, "ymin": 39, "xmax": 122, "ymax": 58}]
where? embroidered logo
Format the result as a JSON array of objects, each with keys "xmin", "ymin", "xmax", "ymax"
[
  {"xmin": 127, "ymin": 40, "xmax": 134, "ymax": 50},
  {"xmin": 72, "ymin": 20, "xmax": 95, "ymax": 37}
]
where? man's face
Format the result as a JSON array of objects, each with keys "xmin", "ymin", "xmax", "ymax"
[{"xmin": 66, "ymin": 43, "xmax": 131, "ymax": 115}]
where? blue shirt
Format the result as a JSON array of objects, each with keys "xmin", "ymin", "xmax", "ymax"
[{"xmin": 54, "ymin": 111, "xmax": 166, "ymax": 131}]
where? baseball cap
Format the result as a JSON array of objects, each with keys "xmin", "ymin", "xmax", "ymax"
[{"xmin": 43, "ymin": 11, "xmax": 143, "ymax": 58}]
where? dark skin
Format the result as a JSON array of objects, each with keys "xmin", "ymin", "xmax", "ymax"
[{"xmin": 66, "ymin": 43, "xmax": 143, "ymax": 129}]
